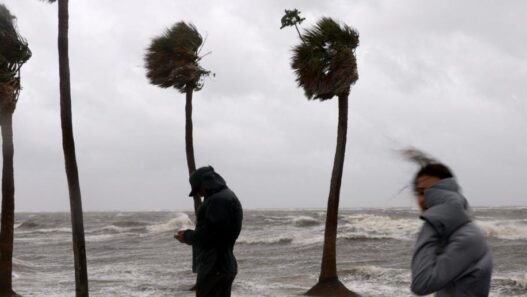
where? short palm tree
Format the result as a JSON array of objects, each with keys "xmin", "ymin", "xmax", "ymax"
[
  {"xmin": 0, "ymin": 4, "xmax": 31, "ymax": 297},
  {"xmin": 41, "ymin": 1, "xmax": 89, "ymax": 296},
  {"xmin": 145, "ymin": 21, "xmax": 210, "ymax": 213},
  {"xmin": 290, "ymin": 18, "xmax": 360, "ymax": 296}
]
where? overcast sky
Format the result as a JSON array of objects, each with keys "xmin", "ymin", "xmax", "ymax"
[{"xmin": 2, "ymin": 0, "xmax": 526, "ymax": 211}]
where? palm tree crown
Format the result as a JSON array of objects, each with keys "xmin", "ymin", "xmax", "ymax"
[
  {"xmin": 0, "ymin": 4, "xmax": 31, "ymax": 109},
  {"xmin": 145, "ymin": 22, "xmax": 210, "ymax": 92},
  {"xmin": 291, "ymin": 17, "xmax": 359, "ymax": 101}
]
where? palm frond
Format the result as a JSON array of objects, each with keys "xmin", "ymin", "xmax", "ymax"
[
  {"xmin": 144, "ymin": 21, "xmax": 210, "ymax": 93},
  {"xmin": 291, "ymin": 17, "xmax": 359, "ymax": 101},
  {"xmin": 0, "ymin": 4, "xmax": 31, "ymax": 108}
]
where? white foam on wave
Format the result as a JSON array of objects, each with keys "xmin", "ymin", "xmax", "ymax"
[
  {"xmin": 13, "ymin": 257, "xmax": 39, "ymax": 269},
  {"xmin": 342, "ymin": 214, "xmax": 421, "ymax": 241},
  {"xmin": 344, "ymin": 279, "xmax": 414, "ymax": 297},
  {"xmin": 511, "ymin": 274, "xmax": 527, "ymax": 290},
  {"xmin": 146, "ymin": 213, "xmax": 195, "ymax": 233},
  {"xmin": 492, "ymin": 272, "xmax": 527, "ymax": 295},
  {"xmin": 264, "ymin": 215, "xmax": 322, "ymax": 227},
  {"xmin": 291, "ymin": 216, "xmax": 321, "ymax": 227},
  {"xmin": 340, "ymin": 265, "xmax": 414, "ymax": 297},
  {"xmin": 99, "ymin": 225, "xmax": 133, "ymax": 233},
  {"xmin": 85, "ymin": 233, "xmax": 121, "ymax": 242},
  {"xmin": 237, "ymin": 234, "xmax": 294, "ymax": 245},
  {"xmin": 476, "ymin": 220, "xmax": 527, "ymax": 240},
  {"xmin": 23, "ymin": 227, "xmax": 72, "ymax": 234},
  {"xmin": 340, "ymin": 214, "xmax": 527, "ymax": 241},
  {"xmin": 343, "ymin": 265, "xmax": 409, "ymax": 281},
  {"xmin": 238, "ymin": 230, "xmax": 325, "ymax": 246}
]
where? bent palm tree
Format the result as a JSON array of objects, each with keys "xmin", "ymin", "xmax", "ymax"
[
  {"xmin": 145, "ymin": 22, "xmax": 210, "ymax": 213},
  {"xmin": 0, "ymin": 4, "xmax": 31, "ymax": 297},
  {"xmin": 42, "ymin": 1, "xmax": 89, "ymax": 296},
  {"xmin": 290, "ymin": 18, "xmax": 360, "ymax": 297}
]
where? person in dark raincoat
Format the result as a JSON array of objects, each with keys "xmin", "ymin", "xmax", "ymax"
[
  {"xmin": 411, "ymin": 163, "xmax": 492, "ymax": 297},
  {"xmin": 175, "ymin": 166, "xmax": 243, "ymax": 297}
]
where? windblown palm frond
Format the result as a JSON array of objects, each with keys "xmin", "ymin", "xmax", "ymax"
[
  {"xmin": 0, "ymin": 4, "xmax": 31, "ymax": 109},
  {"xmin": 145, "ymin": 22, "xmax": 210, "ymax": 93},
  {"xmin": 291, "ymin": 17, "xmax": 359, "ymax": 101}
]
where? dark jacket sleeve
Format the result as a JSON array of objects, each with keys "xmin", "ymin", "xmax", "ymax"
[
  {"xmin": 183, "ymin": 198, "xmax": 231, "ymax": 248},
  {"xmin": 411, "ymin": 222, "xmax": 481, "ymax": 295}
]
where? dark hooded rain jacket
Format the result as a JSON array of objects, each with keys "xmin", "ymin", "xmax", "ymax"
[{"xmin": 183, "ymin": 171, "xmax": 243, "ymax": 275}]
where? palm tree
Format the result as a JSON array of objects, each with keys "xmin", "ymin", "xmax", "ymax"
[
  {"xmin": 144, "ymin": 21, "xmax": 211, "ymax": 214},
  {"xmin": 0, "ymin": 4, "xmax": 31, "ymax": 297},
  {"xmin": 289, "ymin": 17, "xmax": 360, "ymax": 296},
  {"xmin": 280, "ymin": 9, "xmax": 306, "ymax": 40},
  {"xmin": 42, "ymin": 1, "xmax": 89, "ymax": 296}
]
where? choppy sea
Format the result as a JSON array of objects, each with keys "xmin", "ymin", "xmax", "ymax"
[{"xmin": 10, "ymin": 207, "xmax": 527, "ymax": 296}]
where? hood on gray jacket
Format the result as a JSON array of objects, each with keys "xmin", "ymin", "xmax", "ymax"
[{"xmin": 421, "ymin": 178, "xmax": 471, "ymax": 237}]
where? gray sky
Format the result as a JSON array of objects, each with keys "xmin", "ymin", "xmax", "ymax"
[{"xmin": 3, "ymin": 0, "xmax": 527, "ymax": 211}]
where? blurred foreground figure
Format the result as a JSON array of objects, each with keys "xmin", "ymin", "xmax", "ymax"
[
  {"xmin": 410, "ymin": 163, "xmax": 492, "ymax": 297},
  {"xmin": 175, "ymin": 166, "xmax": 243, "ymax": 297}
]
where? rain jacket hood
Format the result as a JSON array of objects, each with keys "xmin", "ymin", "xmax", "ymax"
[
  {"xmin": 189, "ymin": 166, "xmax": 227, "ymax": 197},
  {"xmin": 421, "ymin": 178, "xmax": 471, "ymax": 238}
]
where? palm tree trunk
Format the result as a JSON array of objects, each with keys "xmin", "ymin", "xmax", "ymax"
[
  {"xmin": 185, "ymin": 87, "xmax": 201, "ymax": 282},
  {"xmin": 0, "ymin": 111, "xmax": 18, "ymax": 297},
  {"xmin": 185, "ymin": 87, "xmax": 201, "ymax": 213},
  {"xmin": 294, "ymin": 24, "xmax": 303, "ymax": 41},
  {"xmin": 58, "ymin": 1, "xmax": 89, "ymax": 296},
  {"xmin": 306, "ymin": 94, "xmax": 359, "ymax": 297},
  {"xmin": 320, "ymin": 94, "xmax": 348, "ymax": 281}
]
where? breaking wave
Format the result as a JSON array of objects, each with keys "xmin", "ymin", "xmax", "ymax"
[
  {"xmin": 341, "ymin": 214, "xmax": 421, "ymax": 241},
  {"xmin": 237, "ymin": 235, "xmax": 294, "ymax": 245},
  {"xmin": 112, "ymin": 220, "xmax": 149, "ymax": 228},
  {"xmin": 493, "ymin": 273, "xmax": 527, "ymax": 295},
  {"xmin": 146, "ymin": 213, "xmax": 195, "ymax": 233},
  {"xmin": 341, "ymin": 265, "xmax": 409, "ymax": 281},
  {"xmin": 16, "ymin": 221, "xmax": 39, "ymax": 230},
  {"xmin": 292, "ymin": 216, "xmax": 321, "ymax": 227},
  {"xmin": 476, "ymin": 220, "xmax": 527, "ymax": 240}
]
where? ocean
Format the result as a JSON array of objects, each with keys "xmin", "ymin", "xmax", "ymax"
[{"xmin": 10, "ymin": 208, "xmax": 527, "ymax": 296}]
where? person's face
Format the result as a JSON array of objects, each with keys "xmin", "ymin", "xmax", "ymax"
[
  {"xmin": 414, "ymin": 175, "xmax": 441, "ymax": 212},
  {"xmin": 197, "ymin": 184, "xmax": 206, "ymax": 198}
]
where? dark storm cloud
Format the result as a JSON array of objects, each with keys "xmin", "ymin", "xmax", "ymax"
[{"xmin": 2, "ymin": 0, "xmax": 526, "ymax": 211}]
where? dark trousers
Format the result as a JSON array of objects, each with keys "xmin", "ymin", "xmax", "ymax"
[{"xmin": 196, "ymin": 272, "xmax": 235, "ymax": 297}]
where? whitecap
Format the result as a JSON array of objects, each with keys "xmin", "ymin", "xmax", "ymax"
[
  {"xmin": 237, "ymin": 235, "xmax": 293, "ymax": 245},
  {"xmin": 292, "ymin": 216, "xmax": 321, "ymax": 227},
  {"xmin": 476, "ymin": 220, "xmax": 527, "ymax": 240},
  {"xmin": 146, "ymin": 213, "xmax": 195, "ymax": 233},
  {"xmin": 342, "ymin": 214, "xmax": 420, "ymax": 241}
]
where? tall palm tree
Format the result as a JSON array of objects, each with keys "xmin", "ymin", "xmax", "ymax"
[
  {"xmin": 42, "ymin": 1, "xmax": 89, "ymax": 296},
  {"xmin": 290, "ymin": 18, "xmax": 360, "ymax": 297},
  {"xmin": 0, "ymin": 4, "xmax": 31, "ymax": 297},
  {"xmin": 144, "ymin": 21, "xmax": 210, "ymax": 214}
]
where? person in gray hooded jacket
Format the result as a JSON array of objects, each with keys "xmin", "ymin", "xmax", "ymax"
[
  {"xmin": 411, "ymin": 163, "xmax": 492, "ymax": 297},
  {"xmin": 175, "ymin": 166, "xmax": 243, "ymax": 297}
]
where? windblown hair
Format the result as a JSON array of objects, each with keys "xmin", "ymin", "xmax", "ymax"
[{"xmin": 401, "ymin": 147, "xmax": 454, "ymax": 192}]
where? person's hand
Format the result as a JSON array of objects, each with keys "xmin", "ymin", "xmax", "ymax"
[{"xmin": 174, "ymin": 230, "xmax": 186, "ymax": 243}]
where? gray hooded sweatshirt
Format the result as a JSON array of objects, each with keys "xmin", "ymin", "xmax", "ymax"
[{"xmin": 411, "ymin": 178, "xmax": 492, "ymax": 297}]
